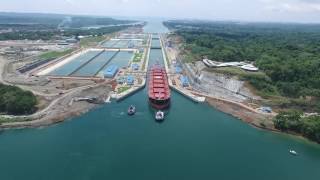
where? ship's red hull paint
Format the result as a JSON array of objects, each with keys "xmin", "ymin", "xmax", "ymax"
[{"xmin": 148, "ymin": 65, "xmax": 171, "ymax": 110}]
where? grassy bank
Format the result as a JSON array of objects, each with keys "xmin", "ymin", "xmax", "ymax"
[
  {"xmin": 117, "ymin": 86, "xmax": 130, "ymax": 94},
  {"xmin": 80, "ymin": 35, "xmax": 106, "ymax": 47},
  {"xmin": 165, "ymin": 21, "xmax": 320, "ymax": 112},
  {"xmin": 39, "ymin": 49, "xmax": 74, "ymax": 60},
  {"xmin": 133, "ymin": 52, "xmax": 143, "ymax": 62},
  {"xmin": 166, "ymin": 21, "xmax": 320, "ymax": 99},
  {"xmin": 0, "ymin": 83, "xmax": 37, "ymax": 115},
  {"xmin": 0, "ymin": 117, "xmax": 31, "ymax": 125}
]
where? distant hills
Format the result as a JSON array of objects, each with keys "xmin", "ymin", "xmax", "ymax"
[
  {"xmin": 0, "ymin": 12, "xmax": 139, "ymax": 41},
  {"xmin": 0, "ymin": 12, "xmax": 137, "ymax": 28}
]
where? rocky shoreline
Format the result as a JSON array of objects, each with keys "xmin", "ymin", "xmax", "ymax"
[
  {"xmin": 205, "ymin": 96, "xmax": 320, "ymax": 145},
  {"xmin": 206, "ymin": 96, "xmax": 275, "ymax": 130}
]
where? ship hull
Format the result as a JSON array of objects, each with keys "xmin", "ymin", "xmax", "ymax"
[
  {"xmin": 148, "ymin": 65, "xmax": 171, "ymax": 110},
  {"xmin": 149, "ymin": 98, "xmax": 170, "ymax": 110}
]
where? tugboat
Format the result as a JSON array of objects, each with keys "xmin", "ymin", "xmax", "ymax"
[
  {"xmin": 148, "ymin": 64, "xmax": 171, "ymax": 110},
  {"xmin": 127, "ymin": 105, "xmax": 136, "ymax": 116},
  {"xmin": 155, "ymin": 111, "xmax": 165, "ymax": 121}
]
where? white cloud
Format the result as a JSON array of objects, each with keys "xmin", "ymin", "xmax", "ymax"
[
  {"xmin": 261, "ymin": 0, "xmax": 320, "ymax": 13},
  {"xmin": 64, "ymin": 0, "xmax": 75, "ymax": 5},
  {"xmin": 0, "ymin": 0, "xmax": 320, "ymax": 23}
]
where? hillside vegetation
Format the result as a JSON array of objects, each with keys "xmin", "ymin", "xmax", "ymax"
[
  {"xmin": 0, "ymin": 13, "xmax": 136, "ymax": 41},
  {"xmin": 274, "ymin": 111, "xmax": 320, "ymax": 143},
  {"xmin": 164, "ymin": 21, "xmax": 320, "ymax": 110},
  {"xmin": 0, "ymin": 84, "xmax": 37, "ymax": 115},
  {"xmin": 60, "ymin": 16, "xmax": 135, "ymax": 28},
  {"xmin": 39, "ymin": 49, "xmax": 74, "ymax": 59}
]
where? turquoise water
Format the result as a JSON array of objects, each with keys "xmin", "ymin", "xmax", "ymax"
[
  {"xmin": 102, "ymin": 40, "xmax": 142, "ymax": 48},
  {"xmin": 102, "ymin": 40, "xmax": 128, "ymax": 48},
  {"xmin": 49, "ymin": 50, "xmax": 102, "ymax": 76},
  {"xmin": 151, "ymin": 39, "xmax": 161, "ymax": 48},
  {"xmin": 102, "ymin": 40, "xmax": 118, "ymax": 48},
  {"xmin": 149, "ymin": 49, "xmax": 164, "ymax": 66},
  {"xmin": 49, "ymin": 50, "xmax": 132, "ymax": 77},
  {"xmin": 107, "ymin": 51, "xmax": 133, "ymax": 68},
  {"xmin": 113, "ymin": 40, "xmax": 128, "ymax": 48},
  {"xmin": 119, "ymin": 34, "xmax": 147, "ymax": 39},
  {"xmin": 0, "ymin": 21, "xmax": 319, "ymax": 180},
  {"xmin": 72, "ymin": 51, "xmax": 117, "ymax": 77},
  {"xmin": 130, "ymin": 40, "xmax": 143, "ymax": 47},
  {"xmin": 143, "ymin": 20, "xmax": 169, "ymax": 33},
  {"xmin": 0, "ymin": 87, "xmax": 320, "ymax": 180}
]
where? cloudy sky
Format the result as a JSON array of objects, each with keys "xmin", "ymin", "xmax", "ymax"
[{"xmin": 1, "ymin": 0, "xmax": 320, "ymax": 23}]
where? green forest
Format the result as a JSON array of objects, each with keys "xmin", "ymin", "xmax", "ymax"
[
  {"xmin": 0, "ymin": 25, "xmax": 129, "ymax": 41},
  {"xmin": 164, "ymin": 20, "xmax": 320, "ymax": 142},
  {"xmin": 164, "ymin": 21, "xmax": 320, "ymax": 101},
  {"xmin": 0, "ymin": 84, "xmax": 37, "ymax": 115},
  {"xmin": 60, "ymin": 16, "xmax": 135, "ymax": 28},
  {"xmin": 274, "ymin": 111, "xmax": 320, "ymax": 143},
  {"xmin": 0, "ymin": 13, "xmax": 136, "ymax": 40}
]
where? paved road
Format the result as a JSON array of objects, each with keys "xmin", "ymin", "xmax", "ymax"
[
  {"xmin": 0, "ymin": 57, "xmax": 58, "ymax": 96},
  {"xmin": 0, "ymin": 56, "xmax": 6, "ymax": 84},
  {"xmin": 1, "ymin": 56, "xmax": 108, "ymax": 122},
  {"xmin": 0, "ymin": 82, "xmax": 108, "ymax": 127}
]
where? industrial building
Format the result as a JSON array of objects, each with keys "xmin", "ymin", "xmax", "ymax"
[
  {"xmin": 180, "ymin": 76, "xmax": 189, "ymax": 87},
  {"xmin": 127, "ymin": 75, "xmax": 134, "ymax": 85},
  {"xmin": 104, "ymin": 65, "xmax": 118, "ymax": 78}
]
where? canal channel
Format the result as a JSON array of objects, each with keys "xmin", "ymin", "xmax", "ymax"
[{"xmin": 0, "ymin": 21, "xmax": 319, "ymax": 180}]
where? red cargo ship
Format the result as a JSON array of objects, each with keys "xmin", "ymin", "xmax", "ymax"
[{"xmin": 148, "ymin": 65, "xmax": 171, "ymax": 109}]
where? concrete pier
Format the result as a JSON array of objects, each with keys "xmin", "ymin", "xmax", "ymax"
[
  {"xmin": 109, "ymin": 34, "xmax": 151, "ymax": 101},
  {"xmin": 160, "ymin": 35, "xmax": 206, "ymax": 103},
  {"xmin": 111, "ymin": 78, "xmax": 146, "ymax": 101}
]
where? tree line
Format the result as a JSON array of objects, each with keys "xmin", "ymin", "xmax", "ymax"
[
  {"xmin": 0, "ymin": 25, "xmax": 130, "ymax": 41},
  {"xmin": 274, "ymin": 111, "xmax": 320, "ymax": 143},
  {"xmin": 0, "ymin": 84, "xmax": 37, "ymax": 115},
  {"xmin": 0, "ymin": 13, "xmax": 137, "ymax": 41},
  {"xmin": 164, "ymin": 21, "xmax": 320, "ymax": 99}
]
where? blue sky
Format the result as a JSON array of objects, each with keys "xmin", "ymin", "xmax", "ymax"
[{"xmin": 1, "ymin": 0, "xmax": 320, "ymax": 23}]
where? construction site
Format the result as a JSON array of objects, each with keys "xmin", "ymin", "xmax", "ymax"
[
  {"xmin": 0, "ymin": 24, "xmax": 274, "ymax": 129},
  {"xmin": 0, "ymin": 27, "xmax": 153, "ymax": 128}
]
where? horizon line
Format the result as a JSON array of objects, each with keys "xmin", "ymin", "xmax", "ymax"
[{"xmin": 1, "ymin": 10, "xmax": 320, "ymax": 25}]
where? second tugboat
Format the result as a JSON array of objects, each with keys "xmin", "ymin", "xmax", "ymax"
[
  {"xmin": 127, "ymin": 105, "xmax": 136, "ymax": 116},
  {"xmin": 155, "ymin": 110, "xmax": 165, "ymax": 121},
  {"xmin": 148, "ymin": 64, "xmax": 171, "ymax": 110}
]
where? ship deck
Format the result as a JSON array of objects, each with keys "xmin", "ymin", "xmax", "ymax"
[{"xmin": 148, "ymin": 66, "xmax": 170, "ymax": 100}]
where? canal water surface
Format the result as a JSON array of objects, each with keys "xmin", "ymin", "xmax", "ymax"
[{"xmin": 0, "ymin": 21, "xmax": 319, "ymax": 180}]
